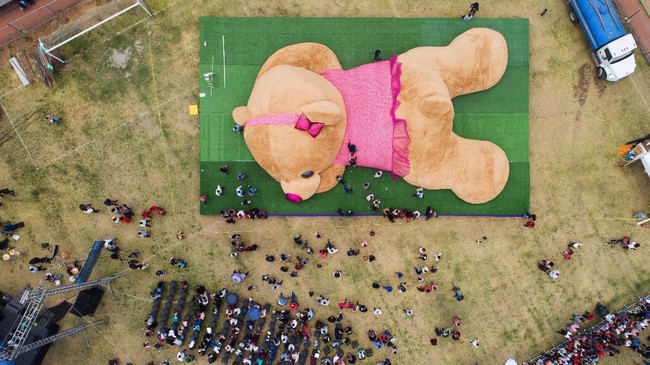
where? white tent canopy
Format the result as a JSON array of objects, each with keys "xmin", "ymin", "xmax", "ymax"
[
  {"xmin": 640, "ymin": 152, "xmax": 650, "ymax": 179},
  {"xmin": 505, "ymin": 359, "xmax": 518, "ymax": 365}
]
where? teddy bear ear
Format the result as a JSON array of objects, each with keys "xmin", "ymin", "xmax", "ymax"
[
  {"xmin": 299, "ymin": 101, "xmax": 343, "ymax": 126},
  {"xmin": 232, "ymin": 106, "xmax": 252, "ymax": 126},
  {"xmin": 257, "ymin": 43, "xmax": 342, "ymax": 78}
]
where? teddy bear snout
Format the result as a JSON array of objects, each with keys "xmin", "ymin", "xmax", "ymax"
[{"xmin": 286, "ymin": 193, "xmax": 303, "ymax": 203}]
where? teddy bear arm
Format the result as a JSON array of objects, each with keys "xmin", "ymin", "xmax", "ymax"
[
  {"xmin": 416, "ymin": 83, "xmax": 453, "ymax": 118},
  {"xmin": 316, "ymin": 164, "xmax": 345, "ymax": 193},
  {"xmin": 258, "ymin": 43, "xmax": 342, "ymax": 78},
  {"xmin": 233, "ymin": 106, "xmax": 252, "ymax": 126},
  {"xmin": 299, "ymin": 101, "xmax": 345, "ymax": 126}
]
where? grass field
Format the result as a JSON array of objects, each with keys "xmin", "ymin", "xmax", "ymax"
[
  {"xmin": 198, "ymin": 17, "xmax": 530, "ymax": 216},
  {"xmin": 0, "ymin": 0, "xmax": 649, "ymax": 364}
]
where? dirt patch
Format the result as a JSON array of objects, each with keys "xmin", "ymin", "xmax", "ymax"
[
  {"xmin": 139, "ymin": 116, "xmax": 160, "ymax": 138},
  {"xmin": 593, "ymin": 73, "xmax": 607, "ymax": 97},
  {"xmin": 573, "ymin": 63, "xmax": 590, "ymax": 106},
  {"xmin": 110, "ymin": 47, "xmax": 132, "ymax": 69},
  {"xmin": 575, "ymin": 109, "xmax": 582, "ymax": 123},
  {"xmin": 174, "ymin": 106, "xmax": 199, "ymax": 136},
  {"xmin": 253, "ymin": 6, "xmax": 267, "ymax": 15}
]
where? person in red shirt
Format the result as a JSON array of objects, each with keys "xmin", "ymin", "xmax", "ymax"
[{"xmin": 563, "ymin": 249, "xmax": 574, "ymax": 260}]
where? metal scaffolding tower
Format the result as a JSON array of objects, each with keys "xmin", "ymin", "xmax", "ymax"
[
  {"xmin": 0, "ymin": 272, "xmax": 126, "ymax": 361},
  {"xmin": 12, "ymin": 320, "xmax": 104, "ymax": 358}
]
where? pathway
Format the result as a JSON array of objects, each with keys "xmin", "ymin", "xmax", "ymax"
[
  {"xmin": 615, "ymin": 0, "xmax": 650, "ymax": 62},
  {"xmin": 0, "ymin": 0, "xmax": 81, "ymax": 47}
]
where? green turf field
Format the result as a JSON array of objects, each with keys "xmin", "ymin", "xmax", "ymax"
[{"xmin": 198, "ymin": 17, "xmax": 529, "ymax": 216}]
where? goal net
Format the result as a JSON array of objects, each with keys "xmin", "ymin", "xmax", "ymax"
[
  {"xmin": 40, "ymin": 0, "xmax": 151, "ymax": 53},
  {"xmin": 34, "ymin": 0, "xmax": 151, "ymax": 86}
]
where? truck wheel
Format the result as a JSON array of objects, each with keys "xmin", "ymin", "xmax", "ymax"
[
  {"xmin": 597, "ymin": 67, "xmax": 606, "ymax": 80},
  {"xmin": 569, "ymin": 11, "xmax": 577, "ymax": 23}
]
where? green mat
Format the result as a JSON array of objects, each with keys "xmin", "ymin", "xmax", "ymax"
[{"xmin": 198, "ymin": 17, "xmax": 529, "ymax": 216}]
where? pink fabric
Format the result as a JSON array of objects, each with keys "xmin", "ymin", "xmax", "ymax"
[
  {"xmin": 247, "ymin": 113, "xmax": 323, "ymax": 138},
  {"xmin": 245, "ymin": 56, "xmax": 411, "ymax": 177},
  {"xmin": 247, "ymin": 113, "xmax": 300, "ymax": 127},
  {"xmin": 294, "ymin": 114, "xmax": 324, "ymax": 137},
  {"xmin": 389, "ymin": 56, "xmax": 411, "ymax": 178},
  {"xmin": 294, "ymin": 114, "xmax": 311, "ymax": 130},
  {"xmin": 321, "ymin": 55, "xmax": 410, "ymax": 177}
]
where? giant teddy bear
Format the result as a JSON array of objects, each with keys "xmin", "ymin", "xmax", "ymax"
[{"xmin": 232, "ymin": 28, "xmax": 510, "ymax": 204}]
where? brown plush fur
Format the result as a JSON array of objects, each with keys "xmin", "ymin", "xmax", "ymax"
[{"xmin": 233, "ymin": 28, "xmax": 509, "ymax": 204}]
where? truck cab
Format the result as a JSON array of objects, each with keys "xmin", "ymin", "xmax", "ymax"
[
  {"xmin": 594, "ymin": 34, "xmax": 637, "ymax": 81},
  {"xmin": 567, "ymin": 0, "xmax": 637, "ymax": 81}
]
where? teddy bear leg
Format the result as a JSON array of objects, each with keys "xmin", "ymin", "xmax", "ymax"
[{"xmin": 404, "ymin": 136, "xmax": 509, "ymax": 204}]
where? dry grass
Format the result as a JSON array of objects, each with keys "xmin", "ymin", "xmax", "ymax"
[{"xmin": 0, "ymin": 0, "xmax": 649, "ymax": 364}]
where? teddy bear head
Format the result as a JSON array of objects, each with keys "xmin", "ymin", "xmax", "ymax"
[{"xmin": 232, "ymin": 43, "xmax": 347, "ymax": 202}]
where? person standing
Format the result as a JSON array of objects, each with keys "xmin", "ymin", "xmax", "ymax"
[
  {"xmin": 463, "ymin": 2, "xmax": 479, "ymax": 21},
  {"xmin": 469, "ymin": 2, "xmax": 479, "ymax": 15},
  {"xmin": 198, "ymin": 195, "xmax": 207, "ymax": 205}
]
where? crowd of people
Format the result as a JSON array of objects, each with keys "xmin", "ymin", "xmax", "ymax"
[
  {"xmin": 128, "ymin": 226, "xmax": 490, "ymax": 364},
  {"xmin": 380, "ymin": 206, "xmax": 438, "ymax": 223},
  {"xmin": 538, "ymin": 241, "xmax": 584, "ymax": 280},
  {"xmin": 606, "ymin": 236, "xmax": 642, "ymax": 250},
  {"xmin": 524, "ymin": 295, "xmax": 650, "ymax": 364},
  {"xmin": 202, "ymin": 164, "xmax": 268, "ymax": 224},
  {"xmin": 142, "ymin": 280, "xmax": 388, "ymax": 365}
]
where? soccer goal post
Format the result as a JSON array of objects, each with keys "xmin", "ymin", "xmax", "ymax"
[{"xmin": 38, "ymin": 0, "xmax": 152, "ymax": 63}]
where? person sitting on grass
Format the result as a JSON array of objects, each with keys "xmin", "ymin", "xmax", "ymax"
[
  {"xmin": 170, "ymin": 257, "xmax": 188, "ymax": 269},
  {"xmin": 538, "ymin": 259, "xmax": 554, "ymax": 273},
  {"xmin": 452, "ymin": 285, "xmax": 464, "ymax": 302},
  {"xmin": 79, "ymin": 203, "xmax": 98, "ymax": 213}
]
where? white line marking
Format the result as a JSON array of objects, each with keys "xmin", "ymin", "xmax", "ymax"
[
  {"xmin": 45, "ymin": 140, "xmax": 92, "ymax": 166},
  {"xmin": 629, "ymin": 75, "xmax": 649, "ymax": 112},
  {"xmin": 0, "ymin": 101, "xmax": 37, "ymax": 168},
  {"xmin": 210, "ymin": 55, "xmax": 214, "ymax": 96},
  {"xmin": 222, "ymin": 34, "xmax": 226, "ymax": 88}
]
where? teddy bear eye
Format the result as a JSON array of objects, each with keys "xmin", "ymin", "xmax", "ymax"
[{"xmin": 301, "ymin": 170, "xmax": 314, "ymax": 178}]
